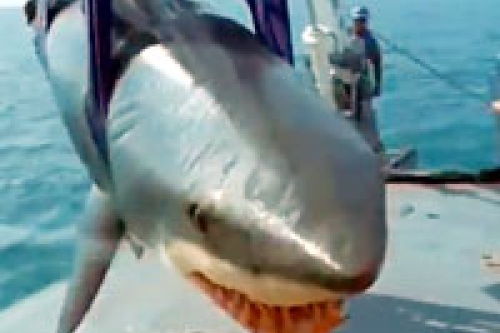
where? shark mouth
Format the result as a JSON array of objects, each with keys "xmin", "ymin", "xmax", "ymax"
[{"xmin": 189, "ymin": 272, "xmax": 346, "ymax": 333}]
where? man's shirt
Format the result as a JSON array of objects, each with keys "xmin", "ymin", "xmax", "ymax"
[
  {"xmin": 359, "ymin": 30, "xmax": 381, "ymax": 65},
  {"xmin": 359, "ymin": 29, "xmax": 382, "ymax": 95}
]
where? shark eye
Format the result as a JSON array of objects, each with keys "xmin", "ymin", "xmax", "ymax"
[
  {"xmin": 187, "ymin": 202, "xmax": 198, "ymax": 219},
  {"xmin": 186, "ymin": 202, "xmax": 209, "ymax": 235}
]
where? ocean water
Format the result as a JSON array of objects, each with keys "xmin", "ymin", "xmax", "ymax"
[
  {"xmin": 0, "ymin": 5, "xmax": 87, "ymax": 311},
  {"xmin": 0, "ymin": 0, "xmax": 499, "ymax": 316}
]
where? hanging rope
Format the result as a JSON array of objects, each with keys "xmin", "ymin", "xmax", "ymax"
[
  {"xmin": 375, "ymin": 32, "xmax": 491, "ymax": 105},
  {"xmin": 245, "ymin": 0, "xmax": 294, "ymax": 65}
]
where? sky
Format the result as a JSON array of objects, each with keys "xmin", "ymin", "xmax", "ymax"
[{"xmin": 0, "ymin": 0, "xmax": 27, "ymax": 7}]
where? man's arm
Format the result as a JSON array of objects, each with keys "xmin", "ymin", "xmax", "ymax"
[
  {"xmin": 372, "ymin": 51, "xmax": 382, "ymax": 96},
  {"xmin": 367, "ymin": 34, "xmax": 382, "ymax": 96}
]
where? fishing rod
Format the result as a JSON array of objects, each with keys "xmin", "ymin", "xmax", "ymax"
[{"xmin": 375, "ymin": 32, "xmax": 500, "ymax": 112}]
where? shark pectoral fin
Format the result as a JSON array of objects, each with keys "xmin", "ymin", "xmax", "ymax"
[{"xmin": 57, "ymin": 187, "xmax": 124, "ymax": 333}]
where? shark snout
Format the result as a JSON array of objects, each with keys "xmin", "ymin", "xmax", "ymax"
[{"xmin": 179, "ymin": 192, "xmax": 386, "ymax": 301}]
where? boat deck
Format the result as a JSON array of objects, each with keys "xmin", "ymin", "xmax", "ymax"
[
  {"xmin": 1, "ymin": 183, "xmax": 499, "ymax": 333},
  {"xmin": 340, "ymin": 183, "xmax": 500, "ymax": 333}
]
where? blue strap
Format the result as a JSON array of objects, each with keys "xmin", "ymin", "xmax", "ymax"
[
  {"xmin": 245, "ymin": 0, "xmax": 294, "ymax": 65},
  {"xmin": 85, "ymin": 0, "xmax": 113, "ymax": 166},
  {"xmin": 82, "ymin": 0, "xmax": 293, "ymax": 167}
]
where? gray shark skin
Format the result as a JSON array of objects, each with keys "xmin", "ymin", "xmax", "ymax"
[{"xmin": 25, "ymin": 1, "xmax": 387, "ymax": 332}]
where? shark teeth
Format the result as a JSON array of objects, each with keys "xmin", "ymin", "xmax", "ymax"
[{"xmin": 190, "ymin": 273, "xmax": 346, "ymax": 333}]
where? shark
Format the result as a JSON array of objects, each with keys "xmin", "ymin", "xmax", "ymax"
[{"xmin": 24, "ymin": 0, "xmax": 387, "ymax": 332}]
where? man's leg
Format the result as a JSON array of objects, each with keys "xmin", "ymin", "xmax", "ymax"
[{"xmin": 356, "ymin": 99, "xmax": 384, "ymax": 154}]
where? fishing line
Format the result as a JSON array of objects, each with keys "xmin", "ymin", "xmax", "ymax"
[{"xmin": 375, "ymin": 32, "xmax": 496, "ymax": 109}]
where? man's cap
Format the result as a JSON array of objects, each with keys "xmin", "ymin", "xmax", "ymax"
[{"xmin": 351, "ymin": 6, "xmax": 370, "ymax": 21}]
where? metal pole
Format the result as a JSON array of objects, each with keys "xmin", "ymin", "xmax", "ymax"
[{"xmin": 305, "ymin": 0, "xmax": 318, "ymax": 26}]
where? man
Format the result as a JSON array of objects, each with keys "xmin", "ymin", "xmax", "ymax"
[
  {"xmin": 349, "ymin": 5, "xmax": 384, "ymax": 153},
  {"xmin": 351, "ymin": 5, "xmax": 382, "ymax": 98}
]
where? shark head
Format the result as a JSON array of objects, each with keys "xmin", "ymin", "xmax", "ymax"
[{"xmin": 107, "ymin": 6, "xmax": 387, "ymax": 333}]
